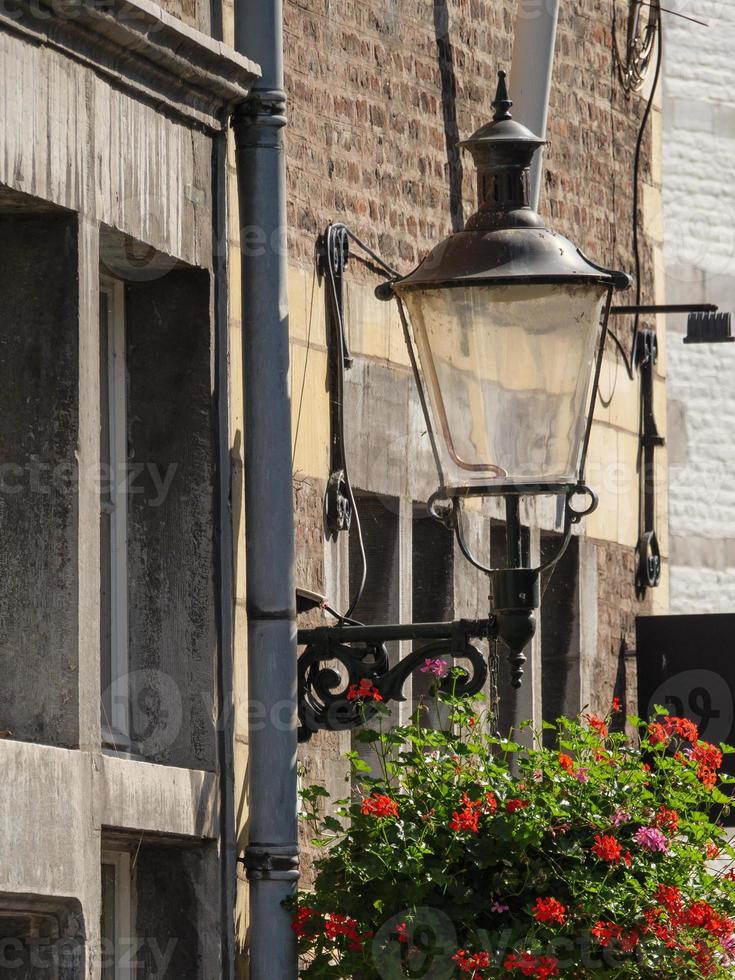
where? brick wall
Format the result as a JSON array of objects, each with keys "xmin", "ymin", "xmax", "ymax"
[
  {"xmin": 284, "ymin": 0, "xmax": 654, "ymax": 291},
  {"xmin": 595, "ymin": 539, "xmax": 651, "ymax": 715}
]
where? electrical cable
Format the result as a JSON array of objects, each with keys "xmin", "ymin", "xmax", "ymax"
[
  {"xmin": 320, "ymin": 224, "xmax": 409, "ymax": 621},
  {"xmin": 614, "ymin": 0, "xmax": 660, "ymax": 93},
  {"xmin": 291, "ymin": 243, "xmax": 318, "ymax": 469},
  {"xmin": 607, "ymin": 325, "xmax": 636, "ymax": 380},
  {"xmin": 605, "ymin": 5, "xmax": 662, "ymax": 380},
  {"xmin": 323, "ymin": 602, "xmax": 363, "ymax": 627},
  {"xmin": 351, "ymin": 253, "xmax": 396, "ymax": 280},
  {"xmin": 324, "ymin": 223, "xmax": 367, "ymax": 621},
  {"xmin": 451, "ymin": 498, "xmax": 494, "ymax": 575},
  {"xmin": 395, "ymin": 297, "xmax": 446, "ymax": 493},
  {"xmin": 629, "ymin": 6, "xmax": 663, "ymax": 375},
  {"xmin": 337, "ymin": 224, "xmax": 400, "ymax": 278}
]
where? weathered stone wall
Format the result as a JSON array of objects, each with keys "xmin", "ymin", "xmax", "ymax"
[
  {"xmin": 0, "ymin": 27, "xmax": 214, "ymax": 271},
  {"xmin": 0, "ymin": 212, "xmax": 80, "ymax": 748},
  {"xmin": 0, "ymin": 0, "xmax": 248, "ymax": 968},
  {"xmin": 663, "ymin": 0, "xmax": 735, "ymax": 613}
]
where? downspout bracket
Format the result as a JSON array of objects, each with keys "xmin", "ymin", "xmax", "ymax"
[{"xmin": 241, "ymin": 846, "xmax": 300, "ymax": 882}]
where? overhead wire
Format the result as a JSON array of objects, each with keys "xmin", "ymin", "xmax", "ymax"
[
  {"xmin": 630, "ymin": 3, "xmax": 663, "ymax": 373},
  {"xmin": 291, "ymin": 243, "xmax": 318, "ymax": 469},
  {"xmin": 608, "ymin": 2, "xmax": 663, "ymax": 380}
]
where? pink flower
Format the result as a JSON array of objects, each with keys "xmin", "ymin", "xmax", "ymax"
[
  {"xmin": 532, "ymin": 769, "xmax": 544, "ymax": 783},
  {"xmin": 721, "ymin": 935, "xmax": 735, "ymax": 966},
  {"xmin": 634, "ymin": 826, "xmax": 669, "ymax": 853},
  {"xmin": 574, "ymin": 768, "xmax": 590, "ymax": 783},
  {"xmin": 490, "ymin": 899, "xmax": 509, "ymax": 913},
  {"xmin": 420, "ymin": 658, "xmax": 449, "ymax": 679},
  {"xmin": 612, "ymin": 809, "xmax": 631, "ymax": 827}
]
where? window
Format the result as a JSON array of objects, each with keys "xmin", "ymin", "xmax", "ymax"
[
  {"xmin": 348, "ymin": 492, "xmax": 401, "ymax": 629},
  {"xmin": 100, "ymin": 851, "xmax": 132, "ymax": 980},
  {"xmin": 348, "ymin": 492, "xmax": 401, "ymax": 768},
  {"xmin": 99, "ymin": 279, "xmax": 130, "ymax": 750},
  {"xmin": 98, "ymin": 240, "xmax": 217, "ymax": 770}
]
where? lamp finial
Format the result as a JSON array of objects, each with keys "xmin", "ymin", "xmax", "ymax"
[{"xmin": 492, "ymin": 70, "xmax": 513, "ymax": 122}]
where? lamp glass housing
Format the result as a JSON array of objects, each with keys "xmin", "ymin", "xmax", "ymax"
[{"xmin": 401, "ymin": 281, "xmax": 608, "ymax": 491}]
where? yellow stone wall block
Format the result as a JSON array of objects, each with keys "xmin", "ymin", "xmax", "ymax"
[
  {"xmin": 288, "ymin": 263, "xmax": 327, "ymax": 348},
  {"xmin": 290, "ymin": 342, "xmax": 330, "ymax": 481},
  {"xmin": 650, "ymin": 560, "xmax": 669, "ymax": 616},
  {"xmin": 594, "ymin": 352, "xmax": 640, "ymax": 433},
  {"xmin": 642, "ymin": 182, "xmax": 664, "ymax": 245},
  {"xmin": 583, "ymin": 423, "xmax": 620, "ymax": 544},
  {"xmin": 344, "ymin": 278, "xmax": 391, "ymax": 361},
  {"xmin": 616, "ymin": 429, "xmax": 642, "ymax": 549}
]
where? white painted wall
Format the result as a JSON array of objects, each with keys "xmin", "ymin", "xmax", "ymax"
[{"xmin": 663, "ymin": 0, "xmax": 735, "ymax": 612}]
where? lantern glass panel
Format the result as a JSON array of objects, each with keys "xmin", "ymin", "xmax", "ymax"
[{"xmin": 401, "ymin": 282, "xmax": 608, "ymax": 490}]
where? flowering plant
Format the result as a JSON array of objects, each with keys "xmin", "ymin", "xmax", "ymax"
[{"xmin": 291, "ymin": 684, "xmax": 735, "ymax": 977}]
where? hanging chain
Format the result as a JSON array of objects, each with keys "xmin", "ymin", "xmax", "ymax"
[{"xmin": 489, "ymin": 635, "xmax": 501, "ymax": 736}]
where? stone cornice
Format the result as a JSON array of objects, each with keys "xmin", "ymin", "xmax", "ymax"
[{"xmin": 0, "ymin": 0, "xmax": 261, "ymax": 132}]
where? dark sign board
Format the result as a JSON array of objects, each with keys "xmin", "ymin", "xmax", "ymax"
[{"xmin": 636, "ymin": 613, "xmax": 735, "ymax": 777}]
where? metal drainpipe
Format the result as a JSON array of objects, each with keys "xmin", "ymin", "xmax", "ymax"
[
  {"xmin": 232, "ymin": 1, "xmax": 299, "ymax": 977},
  {"xmin": 510, "ymin": 0, "xmax": 560, "ymax": 210}
]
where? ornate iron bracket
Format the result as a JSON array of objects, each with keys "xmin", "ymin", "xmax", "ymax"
[
  {"xmin": 297, "ymin": 619, "xmax": 492, "ymax": 742},
  {"xmin": 635, "ymin": 328, "xmax": 665, "ymax": 597},
  {"xmin": 318, "ymin": 225, "xmax": 354, "ymax": 538}
]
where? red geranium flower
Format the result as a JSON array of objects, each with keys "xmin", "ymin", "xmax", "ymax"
[
  {"xmin": 504, "ymin": 952, "xmax": 559, "ymax": 977},
  {"xmin": 292, "ymin": 906, "xmax": 318, "ymax": 937},
  {"xmin": 648, "ymin": 722, "xmax": 668, "ymax": 746},
  {"xmin": 453, "ymin": 949, "xmax": 491, "ymax": 975},
  {"xmin": 450, "ymin": 793, "xmax": 482, "ymax": 833},
  {"xmin": 655, "ymin": 884, "xmax": 682, "ymax": 915},
  {"xmin": 692, "ymin": 742, "xmax": 723, "ymax": 771},
  {"xmin": 591, "ymin": 833, "xmax": 623, "ymax": 863},
  {"xmin": 506, "ymin": 799, "xmax": 529, "ymax": 814},
  {"xmin": 592, "ymin": 920, "xmax": 622, "ymax": 947},
  {"xmin": 346, "ymin": 678, "xmax": 383, "ymax": 702},
  {"xmin": 361, "ymin": 793, "xmax": 399, "ymax": 819},
  {"xmin": 324, "ymin": 912, "xmax": 371, "ymax": 952},
  {"xmin": 533, "ymin": 896, "xmax": 567, "ymax": 926},
  {"xmin": 663, "ymin": 716, "xmax": 699, "ymax": 742},
  {"xmin": 585, "ymin": 713, "xmax": 609, "ymax": 738},
  {"xmin": 656, "ymin": 806, "xmax": 680, "ymax": 834}
]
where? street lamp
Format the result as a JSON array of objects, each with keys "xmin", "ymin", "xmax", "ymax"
[
  {"xmin": 390, "ymin": 70, "xmax": 626, "ymax": 501},
  {"xmin": 297, "ymin": 71, "xmax": 629, "ymax": 740}
]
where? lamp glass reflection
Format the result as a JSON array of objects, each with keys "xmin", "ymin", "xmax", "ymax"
[{"xmin": 402, "ymin": 282, "xmax": 607, "ymax": 490}]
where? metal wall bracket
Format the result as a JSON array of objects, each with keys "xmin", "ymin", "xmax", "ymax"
[
  {"xmin": 240, "ymin": 845, "xmax": 299, "ymax": 882},
  {"xmin": 635, "ymin": 329, "xmax": 664, "ymax": 597},
  {"xmin": 318, "ymin": 225, "xmax": 355, "ymax": 538},
  {"xmin": 684, "ymin": 311, "xmax": 734, "ymax": 344},
  {"xmin": 297, "ymin": 619, "xmax": 492, "ymax": 741}
]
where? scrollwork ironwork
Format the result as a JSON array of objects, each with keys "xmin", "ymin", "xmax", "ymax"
[{"xmin": 298, "ymin": 620, "xmax": 491, "ymax": 741}]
